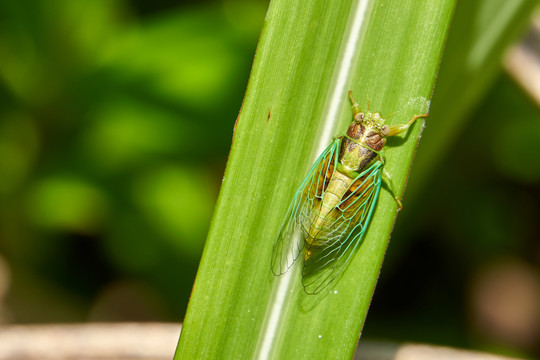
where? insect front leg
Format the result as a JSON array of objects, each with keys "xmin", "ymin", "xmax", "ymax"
[
  {"xmin": 348, "ymin": 91, "xmax": 362, "ymax": 117},
  {"xmin": 387, "ymin": 113, "xmax": 429, "ymax": 137}
]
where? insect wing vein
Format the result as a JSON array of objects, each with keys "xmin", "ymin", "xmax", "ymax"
[
  {"xmin": 270, "ymin": 139, "xmax": 341, "ymax": 276},
  {"xmin": 302, "ymin": 161, "xmax": 383, "ymax": 294}
]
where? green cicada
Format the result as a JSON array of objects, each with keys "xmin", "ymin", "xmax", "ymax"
[{"xmin": 271, "ymin": 91, "xmax": 428, "ymax": 294}]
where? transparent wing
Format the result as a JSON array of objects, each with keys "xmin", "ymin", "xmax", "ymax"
[
  {"xmin": 302, "ymin": 161, "xmax": 383, "ymax": 294},
  {"xmin": 271, "ymin": 138, "xmax": 341, "ymax": 276}
]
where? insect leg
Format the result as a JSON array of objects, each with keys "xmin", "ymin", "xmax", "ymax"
[
  {"xmin": 382, "ymin": 168, "xmax": 403, "ymax": 210},
  {"xmin": 348, "ymin": 91, "xmax": 362, "ymax": 117},
  {"xmin": 387, "ymin": 113, "xmax": 429, "ymax": 136}
]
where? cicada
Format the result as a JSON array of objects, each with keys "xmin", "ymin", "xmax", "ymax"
[{"xmin": 271, "ymin": 91, "xmax": 428, "ymax": 294}]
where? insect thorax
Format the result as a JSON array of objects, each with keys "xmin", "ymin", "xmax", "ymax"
[{"xmin": 339, "ymin": 121, "xmax": 385, "ymax": 172}]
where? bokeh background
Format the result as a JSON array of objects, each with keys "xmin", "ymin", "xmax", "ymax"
[
  {"xmin": 0, "ymin": 0, "xmax": 539, "ymax": 359},
  {"xmin": 0, "ymin": 0, "xmax": 266, "ymax": 323}
]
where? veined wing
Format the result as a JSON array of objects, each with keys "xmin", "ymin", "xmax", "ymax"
[
  {"xmin": 302, "ymin": 160, "xmax": 383, "ymax": 294},
  {"xmin": 271, "ymin": 138, "xmax": 341, "ymax": 276}
]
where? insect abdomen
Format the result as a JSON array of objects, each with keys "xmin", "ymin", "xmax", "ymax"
[{"xmin": 304, "ymin": 171, "xmax": 354, "ymax": 248}]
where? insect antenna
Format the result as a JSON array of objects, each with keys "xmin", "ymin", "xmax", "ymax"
[
  {"xmin": 386, "ymin": 110, "xmax": 400, "ymax": 120},
  {"xmin": 364, "ymin": 94, "xmax": 370, "ymax": 111}
]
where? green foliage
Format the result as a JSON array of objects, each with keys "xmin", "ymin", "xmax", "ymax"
[{"xmin": 0, "ymin": 0, "xmax": 266, "ymax": 321}]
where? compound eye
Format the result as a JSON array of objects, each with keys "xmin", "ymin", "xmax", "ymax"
[
  {"xmin": 381, "ymin": 125, "xmax": 390, "ymax": 136},
  {"xmin": 355, "ymin": 112, "xmax": 365, "ymax": 122}
]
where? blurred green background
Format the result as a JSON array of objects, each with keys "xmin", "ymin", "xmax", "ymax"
[
  {"xmin": 0, "ymin": 0, "xmax": 267, "ymax": 322},
  {"xmin": 0, "ymin": 0, "xmax": 539, "ymax": 358}
]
